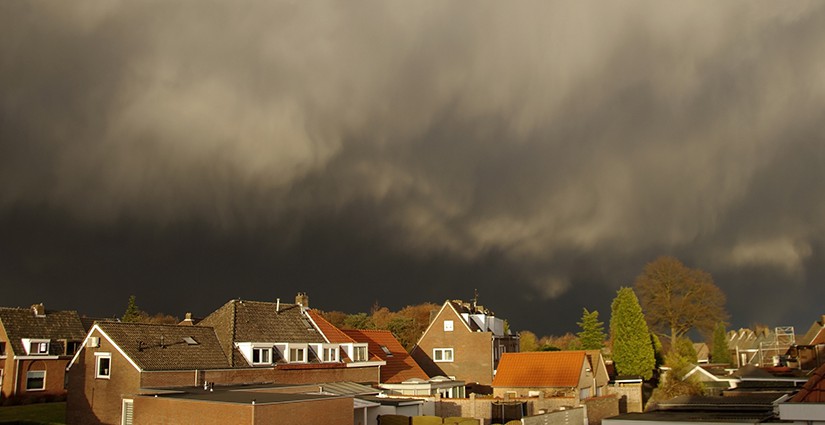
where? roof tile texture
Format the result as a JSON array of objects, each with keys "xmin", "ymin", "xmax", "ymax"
[
  {"xmin": 343, "ymin": 329, "xmax": 429, "ymax": 383},
  {"xmin": 98, "ymin": 321, "xmax": 230, "ymax": 371},
  {"xmin": 0, "ymin": 307, "xmax": 86, "ymax": 355},
  {"xmin": 492, "ymin": 351, "xmax": 586, "ymax": 388}
]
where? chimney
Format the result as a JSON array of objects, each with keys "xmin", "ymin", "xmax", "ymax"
[
  {"xmin": 31, "ymin": 303, "xmax": 45, "ymax": 317},
  {"xmin": 182, "ymin": 312, "xmax": 194, "ymax": 325},
  {"xmin": 295, "ymin": 292, "xmax": 309, "ymax": 309}
]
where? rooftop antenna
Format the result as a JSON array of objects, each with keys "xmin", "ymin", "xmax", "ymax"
[{"xmin": 473, "ymin": 288, "xmax": 479, "ymax": 309}]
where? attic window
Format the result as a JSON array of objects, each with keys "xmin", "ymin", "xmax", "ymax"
[
  {"xmin": 0, "ymin": 341, "xmax": 6, "ymax": 357},
  {"xmin": 183, "ymin": 337, "xmax": 198, "ymax": 345},
  {"xmin": 22, "ymin": 339, "xmax": 49, "ymax": 355},
  {"xmin": 380, "ymin": 346, "xmax": 393, "ymax": 357}
]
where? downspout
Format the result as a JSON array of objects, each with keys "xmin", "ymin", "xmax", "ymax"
[{"xmin": 12, "ymin": 359, "xmax": 19, "ymax": 397}]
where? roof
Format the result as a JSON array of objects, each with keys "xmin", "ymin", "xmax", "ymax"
[
  {"xmin": 342, "ymin": 329, "xmax": 429, "ymax": 383},
  {"xmin": 156, "ymin": 389, "xmax": 344, "ymax": 405},
  {"xmin": 306, "ymin": 310, "xmax": 356, "ymax": 344},
  {"xmin": 791, "ymin": 362, "xmax": 825, "ymax": 402},
  {"xmin": 797, "ymin": 315, "xmax": 825, "ymax": 346},
  {"xmin": 0, "ymin": 306, "xmax": 86, "ymax": 355},
  {"xmin": 492, "ymin": 351, "xmax": 586, "ymax": 388},
  {"xmin": 96, "ymin": 321, "xmax": 230, "ymax": 371},
  {"xmin": 197, "ymin": 299, "xmax": 326, "ymax": 366}
]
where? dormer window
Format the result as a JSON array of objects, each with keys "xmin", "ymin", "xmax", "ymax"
[
  {"xmin": 22, "ymin": 339, "xmax": 50, "ymax": 355},
  {"xmin": 310, "ymin": 343, "xmax": 339, "ymax": 362},
  {"xmin": 289, "ymin": 347, "xmax": 306, "ymax": 362},
  {"xmin": 343, "ymin": 343, "xmax": 369, "ymax": 362},
  {"xmin": 252, "ymin": 347, "xmax": 272, "ymax": 365}
]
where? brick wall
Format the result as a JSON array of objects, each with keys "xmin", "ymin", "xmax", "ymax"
[
  {"xmin": 132, "ymin": 394, "xmax": 353, "ymax": 425},
  {"xmin": 583, "ymin": 395, "xmax": 619, "ymax": 425},
  {"xmin": 493, "ymin": 386, "xmax": 578, "ymax": 401},
  {"xmin": 432, "ymin": 395, "xmax": 579, "ymax": 425},
  {"xmin": 412, "ymin": 306, "xmax": 493, "ymax": 387},
  {"xmin": 605, "ymin": 384, "xmax": 643, "ymax": 413},
  {"xmin": 67, "ymin": 329, "xmax": 143, "ymax": 425}
]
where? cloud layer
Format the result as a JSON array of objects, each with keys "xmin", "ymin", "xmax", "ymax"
[{"xmin": 2, "ymin": 1, "xmax": 825, "ymax": 334}]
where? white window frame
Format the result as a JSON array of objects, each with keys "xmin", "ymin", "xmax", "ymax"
[
  {"xmin": 22, "ymin": 338, "xmax": 50, "ymax": 355},
  {"xmin": 289, "ymin": 346, "xmax": 307, "ymax": 363},
  {"xmin": 26, "ymin": 370, "xmax": 46, "ymax": 391},
  {"xmin": 444, "ymin": 320, "xmax": 454, "ymax": 332},
  {"xmin": 95, "ymin": 352, "xmax": 112, "ymax": 379},
  {"xmin": 311, "ymin": 343, "xmax": 339, "ymax": 363},
  {"xmin": 252, "ymin": 347, "xmax": 272, "ymax": 365},
  {"xmin": 342, "ymin": 343, "xmax": 369, "ymax": 362},
  {"xmin": 122, "ymin": 399, "xmax": 134, "ymax": 425},
  {"xmin": 433, "ymin": 348, "xmax": 454, "ymax": 362}
]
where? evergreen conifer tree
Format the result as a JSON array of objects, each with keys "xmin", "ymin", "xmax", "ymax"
[
  {"xmin": 610, "ymin": 287, "xmax": 655, "ymax": 380},
  {"xmin": 122, "ymin": 295, "xmax": 143, "ymax": 323},
  {"xmin": 577, "ymin": 309, "xmax": 606, "ymax": 350},
  {"xmin": 711, "ymin": 322, "xmax": 731, "ymax": 365}
]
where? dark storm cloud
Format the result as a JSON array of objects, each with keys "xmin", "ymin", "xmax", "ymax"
[{"xmin": 2, "ymin": 1, "xmax": 825, "ymax": 334}]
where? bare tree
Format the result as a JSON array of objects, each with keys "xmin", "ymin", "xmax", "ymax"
[{"xmin": 634, "ymin": 256, "xmax": 728, "ymax": 351}]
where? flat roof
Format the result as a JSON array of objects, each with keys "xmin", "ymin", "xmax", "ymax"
[{"xmin": 150, "ymin": 390, "xmax": 347, "ymax": 405}]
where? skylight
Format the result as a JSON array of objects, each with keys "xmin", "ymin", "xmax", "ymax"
[
  {"xmin": 183, "ymin": 336, "xmax": 198, "ymax": 345},
  {"xmin": 380, "ymin": 346, "xmax": 393, "ymax": 356}
]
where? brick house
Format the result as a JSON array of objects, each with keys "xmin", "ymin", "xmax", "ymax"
[
  {"xmin": 67, "ymin": 294, "xmax": 384, "ymax": 424},
  {"xmin": 789, "ymin": 315, "xmax": 825, "ymax": 370},
  {"xmin": 492, "ymin": 351, "xmax": 600, "ymax": 404},
  {"xmin": 0, "ymin": 304, "xmax": 85, "ymax": 402},
  {"xmin": 410, "ymin": 299, "xmax": 519, "ymax": 394}
]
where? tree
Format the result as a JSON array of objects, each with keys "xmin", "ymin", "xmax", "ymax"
[
  {"xmin": 577, "ymin": 309, "xmax": 607, "ymax": 350},
  {"xmin": 711, "ymin": 322, "xmax": 731, "ymax": 365},
  {"xmin": 648, "ymin": 343, "xmax": 704, "ymax": 409},
  {"xmin": 343, "ymin": 313, "xmax": 374, "ymax": 330},
  {"xmin": 519, "ymin": 330, "xmax": 539, "ymax": 352},
  {"xmin": 634, "ymin": 256, "xmax": 728, "ymax": 350},
  {"xmin": 122, "ymin": 295, "xmax": 144, "ymax": 323},
  {"xmin": 610, "ymin": 287, "xmax": 656, "ymax": 380}
]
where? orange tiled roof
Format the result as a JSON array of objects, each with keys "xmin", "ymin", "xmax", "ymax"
[
  {"xmin": 492, "ymin": 351, "xmax": 586, "ymax": 388},
  {"xmin": 307, "ymin": 310, "xmax": 356, "ymax": 344},
  {"xmin": 791, "ymin": 363, "xmax": 825, "ymax": 402},
  {"xmin": 343, "ymin": 329, "xmax": 429, "ymax": 384}
]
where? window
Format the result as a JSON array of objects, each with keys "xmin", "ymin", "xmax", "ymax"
[
  {"xmin": 0, "ymin": 341, "xmax": 5, "ymax": 356},
  {"xmin": 444, "ymin": 320, "xmax": 454, "ymax": 332},
  {"xmin": 26, "ymin": 371, "xmax": 46, "ymax": 391},
  {"xmin": 380, "ymin": 346, "xmax": 393, "ymax": 357},
  {"xmin": 289, "ymin": 347, "xmax": 306, "ymax": 362},
  {"xmin": 433, "ymin": 348, "xmax": 454, "ymax": 362},
  {"xmin": 353, "ymin": 345, "xmax": 368, "ymax": 362},
  {"xmin": 322, "ymin": 347, "xmax": 338, "ymax": 362},
  {"xmin": 65, "ymin": 341, "xmax": 81, "ymax": 356},
  {"xmin": 252, "ymin": 347, "xmax": 271, "ymax": 364},
  {"xmin": 30, "ymin": 341, "xmax": 49, "ymax": 355},
  {"xmin": 122, "ymin": 399, "xmax": 134, "ymax": 425},
  {"xmin": 96, "ymin": 353, "xmax": 111, "ymax": 379}
]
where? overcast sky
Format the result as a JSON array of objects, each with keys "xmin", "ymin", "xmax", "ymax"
[{"xmin": 2, "ymin": 1, "xmax": 825, "ymax": 337}]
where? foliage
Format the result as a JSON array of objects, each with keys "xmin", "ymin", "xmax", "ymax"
[
  {"xmin": 651, "ymin": 333, "xmax": 665, "ymax": 368},
  {"xmin": 711, "ymin": 322, "xmax": 732, "ymax": 365},
  {"xmin": 647, "ymin": 347, "xmax": 704, "ymax": 409},
  {"xmin": 634, "ymin": 256, "xmax": 728, "ymax": 350},
  {"xmin": 577, "ymin": 308, "xmax": 607, "ymax": 350},
  {"xmin": 610, "ymin": 287, "xmax": 656, "ymax": 380},
  {"xmin": 519, "ymin": 330, "xmax": 540, "ymax": 352},
  {"xmin": 342, "ymin": 312, "xmax": 374, "ymax": 330},
  {"xmin": 672, "ymin": 337, "xmax": 698, "ymax": 364},
  {"xmin": 539, "ymin": 333, "xmax": 581, "ymax": 351},
  {"xmin": 122, "ymin": 295, "xmax": 143, "ymax": 323}
]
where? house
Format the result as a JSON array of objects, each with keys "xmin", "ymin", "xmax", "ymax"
[
  {"xmin": 585, "ymin": 349, "xmax": 611, "ymax": 397},
  {"xmin": 67, "ymin": 294, "xmax": 386, "ymax": 425},
  {"xmin": 683, "ymin": 364, "xmax": 740, "ymax": 395},
  {"xmin": 779, "ymin": 362, "xmax": 825, "ymax": 424},
  {"xmin": 196, "ymin": 295, "xmax": 384, "ymax": 378},
  {"xmin": 693, "ymin": 343, "xmax": 710, "ymax": 364},
  {"xmin": 342, "ymin": 329, "xmax": 429, "ymax": 384},
  {"xmin": 410, "ymin": 299, "xmax": 519, "ymax": 393},
  {"xmin": 491, "ymin": 351, "xmax": 599, "ymax": 404},
  {"xmin": 788, "ymin": 315, "xmax": 825, "ymax": 370},
  {"xmin": 0, "ymin": 304, "xmax": 85, "ymax": 402},
  {"xmin": 728, "ymin": 327, "xmax": 795, "ymax": 368}
]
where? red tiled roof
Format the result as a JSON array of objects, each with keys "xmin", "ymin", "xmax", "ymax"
[
  {"xmin": 306, "ymin": 310, "xmax": 356, "ymax": 344},
  {"xmin": 343, "ymin": 329, "xmax": 429, "ymax": 384},
  {"xmin": 492, "ymin": 351, "xmax": 586, "ymax": 388},
  {"xmin": 791, "ymin": 363, "xmax": 825, "ymax": 402}
]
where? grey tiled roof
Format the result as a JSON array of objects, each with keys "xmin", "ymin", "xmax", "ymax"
[
  {"xmin": 197, "ymin": 299, "xmax": 326, "ymax": 367},
  {"xmin": 97, "ymin": 322, "xmax": 230, "ymax": 371},
  {"xmin": 0, "ymin": 307, "xmax": 86, "ymax": 355}
]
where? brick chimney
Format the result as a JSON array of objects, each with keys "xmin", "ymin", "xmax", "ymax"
[
  {"xmin": 295, "ymin": 292, "xmax": 309, "ymax": 309},
  {"xmin": 31, "ymin": 303, "xmax": 45, "ymax": 317}
]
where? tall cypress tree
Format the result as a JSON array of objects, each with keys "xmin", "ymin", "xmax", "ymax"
[
  {"xmin": 711, "ymin": 322, "xmax": 732, "ymax": 365},
  {"xmin": 610, "ymin": 287, "xmax": 655, "ymax": 380},
  {"xmin": 577, "ymin": 308, "xmax": 606, "ymax": 350}
]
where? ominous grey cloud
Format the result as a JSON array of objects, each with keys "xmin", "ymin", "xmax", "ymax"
[{"xmin": 2, "ymin": 1, "xmax": 825, "ymax": 335}]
